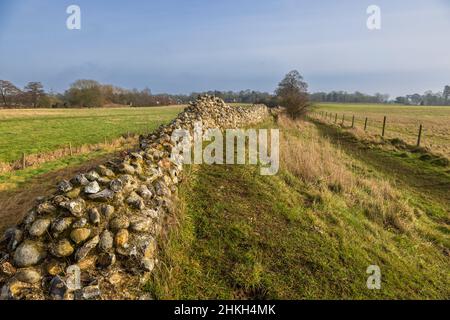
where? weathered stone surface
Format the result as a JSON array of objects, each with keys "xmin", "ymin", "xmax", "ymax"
[
  {"xmin": 137, "ymin": 185, "xmax": 153, "ymax": 199},
  {"xmin": 155, "ymin": 180, "xmax": 171, "ymax": 196},
  {"xmin": 23, "ymin": 211, "xmax": 36, "ymax": 226},
  {"xmin": 77, "ymin": 256, "xmax": 96, "ymax": 270},
  {"xmin": 101, "ymin": 204, "xmax": 115, "ymax": 218},
  {"xmin": 109, "ymin": 216, "xmax": 129, "ymax": 231},
  {"xmin": 84, "ymin": 181, "xmax": 100, "ymax": 194},
  {"xmin": 72, "ymin": 218, "xmax": 88, "ymax": 228},
  {"xmin": 96, "ymin": 252, "xmax": 116, "ymax": 268},
  {"xmin": 28, "ymin": 219, "xmax": 51, "ymax": 237},
  {"xmin": 141, "ymin": 208, "xmax": 159, "ymax": 219},
  {"xmin": 51, "ymin": 217, "xmax": 73, "ymax": 234},
  {"xmin": 75, "ymin": 235, "xmax": 99, "ymax": 261},
  {"xmin": 4, "ymin": 228, "xmax": 23, "ymax": 252},
  {"xmin": 130, "ymin": 216, "xmax": 152, "ymax": 233},
  {"xmin": 57, "ymin": 180, "xmax": 73, "ymax": 193},
  {"xmin": 82, "ymin": 285, "xmax": 101, "ymax": 300},
  {"xmin": 49, "ymin": 276, "xmax": 67, "ymax": 300},
  {"xmin": 72, "ymin": 173, "xmax": 90, "ymax": 186},
  {"xmin": 89, "ymin": 208, "xmax": 101, "ymax": 225},
  {"xmin": 114, "ymin": 229, "xmax": 129, "ymax": 247},
  {"xmin": 99, "ymin": 230, "xmax": 114, "ymax": 252},
  {"xmin": 88, "ymin": 189, "xmax": 114, "ymax": 201},
  {"xmin": 66, "ymin": 188, "xmax": 81, "ymax": 199},
  {"xmin": 119, "ymin": 163, "xmax": 135, "ymax": 175},
  {"xmin": 52, "ymin": 195, "xmax": 69, "ymax": 206},
  {"xmin": 109, "ymin": 179, "xmax": 123, "ymax": 192},
  {"xmin": 46, "ymin": 260, "xmax": 64, "ymax": 276},
  {"xmin": 138, "ymin": 236, "xmax": 157, "ymax": 271},
  {"xmin": 62, "ymin": 198, "xmax": 86, "ymax": 217},
  {"xmin": 16, "ymin": 268, "xmax": 41, "ymax": 284},
  {"xmin": 126, "ymin": 192, "xmax": 145, "ymax": 210},
  {"xmin": 0, "ymin": 261, "xmax": 16, "ymax": 276},
  {"xmin": 97, "ymin": 177, "xmax": 111, "ymax": 185},
  {"xmin": 70, "ymin": 228, "xmax": 91, "ymax": 244},
  {"xmin": 141, "ymin": 258, "xmax": 155, "ymax": 272},
  {"xmin": 85, "ymin": 170, "xmax": 100, "ymax": 181},
  {"xmin": 119, "ymin": 174, "xmax": 137, "ymax": 193},
  {"xmin": 1, "ymin": 279, "xmax": 33, "ymax": 300},
  {"xmin": 36, "ymin": 202, "xmax": 56, "ymax": 215},
  {"xmin": 51, "ymin": 239, "xmax": 74, "ymax": 258},
  {"xmin": 13, "ymin": 241, "xmax": 46, "ymax": 267},
  {"xmin": 97, "ymin": 165, "xmax": 115, "ymax": 178}
]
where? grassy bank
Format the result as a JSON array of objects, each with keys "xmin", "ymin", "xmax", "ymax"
[
  {"xmin": 315, "ymin": 103, "xmax": 450, "ymax": 158},
  {"xmin": 147, "ymin": 116, "xmax": 449, "ymax": 299}
]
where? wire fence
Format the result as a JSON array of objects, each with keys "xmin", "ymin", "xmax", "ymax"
[{"xmin": 312, "ymin": 111, "xmax": 424, "ymax": 147}]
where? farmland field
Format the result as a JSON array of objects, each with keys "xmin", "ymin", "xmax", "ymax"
[
  {"xmin": 0, "ymin": 106, "xmax": 184, "ymax": 164},
  {"xmin": 315, "ymin": 103, "xmax": 450, "ymax": 158},
  {"xmin": 0, "ymin": 106, "xmax": 184, "ymax": 191}
]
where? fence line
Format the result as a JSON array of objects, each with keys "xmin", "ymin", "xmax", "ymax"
[{"xmin": 313, "ymin": 111, "xmax": 424, "ymax": 147}]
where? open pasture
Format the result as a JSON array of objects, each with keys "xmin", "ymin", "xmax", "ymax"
[
  {"xmin": 316, "ymin": 103, "xmax": 450, "ymax": 158},
  {"xmin": 0, "ymin": 106, "xmax": 184, "ymax": 164}
]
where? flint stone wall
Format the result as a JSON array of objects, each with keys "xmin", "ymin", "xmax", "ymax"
[{"xmin": 0, "ymin": 95, "xmax": 269, "ymax": 300}]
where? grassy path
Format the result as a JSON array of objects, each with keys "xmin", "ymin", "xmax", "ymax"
[{"xmin": 147, "ymin": 119, "xmax": 450, "ymax": 299}]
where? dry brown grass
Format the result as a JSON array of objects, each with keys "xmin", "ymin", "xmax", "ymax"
[
  {"xmin": 316, "ymin": 104, "xmax": 450, "ymax": 158},
  {"xmin": 278, "ymin": 116, "xmax": 354, "ymax": 192},
  {"xmin": 278, "ymin": 115, "xmax": 416, "ymax": 232}
]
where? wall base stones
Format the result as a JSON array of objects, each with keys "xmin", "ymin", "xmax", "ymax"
[{"xmin": 0, "ymin": 95, "xmax": 269, "ymax": 300}]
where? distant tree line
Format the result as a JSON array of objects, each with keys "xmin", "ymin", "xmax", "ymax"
[
  {"xmin": 0, "ymin": 80, "xmax": 50, "ymax": 108},
  {"xmin": 394, "ymin": 86, "xmax": 450, "ymax": 106},
  {"xmin": 309, "ymin": 91, "xmax": 390, "ymax": 104},
  {"xmin": 0, "ymin": 79, "xmax": 177, "ymax": 108},
  {"xmin": 0, "ymin": 79, "xmax": 279, "ymax": 108},
  {"xmin": 1, "ymin": 78, "xmax": 449, "ymax": 108}
]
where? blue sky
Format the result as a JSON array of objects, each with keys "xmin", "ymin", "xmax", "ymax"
[{"xmin": 0, "ymin": 0, "xmax": 449, "ymax": 97}]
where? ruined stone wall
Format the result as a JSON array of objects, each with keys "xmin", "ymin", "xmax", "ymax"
[{"xmin": 0, "ymin": 96, "xmax": 269, "ymax": 300}]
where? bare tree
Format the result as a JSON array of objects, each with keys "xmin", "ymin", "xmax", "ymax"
[
  {"xmin": 24, "ymin": 82, "xmax": 45, "ymax": 107},
  {"xmin": 0, "ymin": 80, "xmax": 21, "ymax": 107},
  {"xmin": 65, "ymin": 79, "xmax": 104, "ymax": 107},
  {"xmin": 276, "ymin": 70, "xmax": 311, "ymax": 119}
]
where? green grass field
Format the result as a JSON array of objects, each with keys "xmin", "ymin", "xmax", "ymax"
[
  {"xmin": 0, "ymin": 106, "xmax": 183, "ymax": 164},
  {"xmin": 315, "ymin": 103, "xmax": 450, "ymax": 158}
]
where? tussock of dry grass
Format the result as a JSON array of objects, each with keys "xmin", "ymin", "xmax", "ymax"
[
  {"xmin": 278, "ymin": 116, "xmax": 354, "ymax": 192},
  {"xmin": 278, "ymin": 115, "xmax": 415, "ymax": 232}
]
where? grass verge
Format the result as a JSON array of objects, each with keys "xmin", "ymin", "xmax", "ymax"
[{"xmin": 146, "ymin": 117, "xmax": 449, "ymax": 299}]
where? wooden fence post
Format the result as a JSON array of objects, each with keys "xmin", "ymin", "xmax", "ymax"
[
  {"xmin": 335, "ymin": 113, "xmax": 337, "ymax": 123},
  {"xmin": 364, "ymin": 117, "xmax": 368, "ymax": 131},
  {"xmin": 382, "ymin": 116, "xmax": 387, "ymax": 137},
  {"xmin": 22, "ymin": 152, "xmax": 26, "ymax": 169},
  {"xmin": 417, "ymin": 124, "xmax": 423, "ymax": 146},
  {"xmin": 341, "ymin": 114, "xmax": 345, "ymax": 125},
  {"xmin": 351, "ymin": 115, "xmax": 355, "ymax": 128}
]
